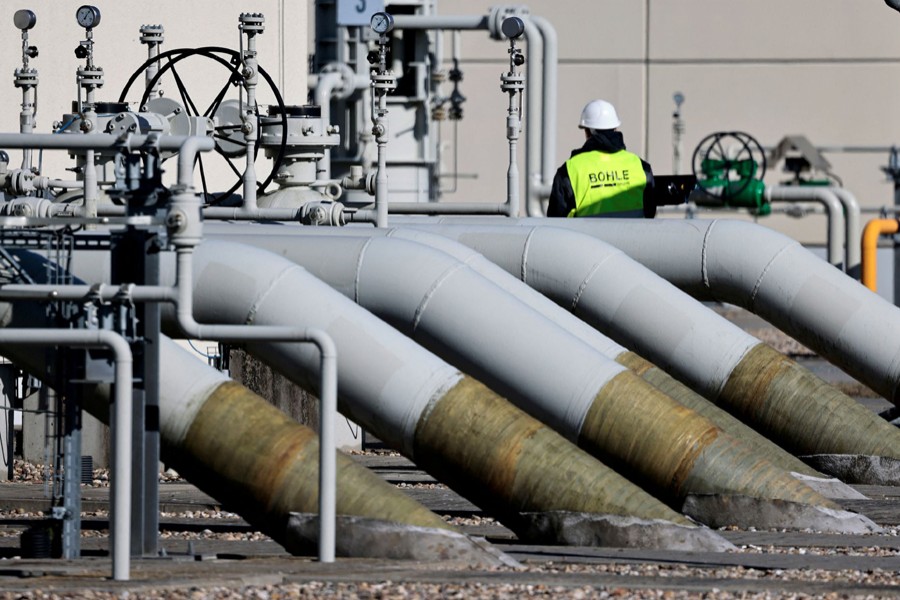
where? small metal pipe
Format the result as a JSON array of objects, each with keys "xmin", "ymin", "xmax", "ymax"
[
  {"xmin": 522, "ymin": 18, "xmax": 543, "ymax": 219},
  {"xmin": 765, "ymin": 186, "xmax": 845, "ymax": 270},
  {"xmin": 202, "ymin": 206, "xmax": 303, "ymax": 221},
  {"xmin": 529, "ymin": 15, "xmax": 557, "ymax": 216},
  {"xmin": 0, "ymin": 329, "xmax": 131, "ymax": 580},
  {"xmin": 313, "ymin": 72, "xmax": 343, "ymax": 180},
  {"xmin": 391, "ymin": 15, "xmax": 489, "ymax": 30},
  {"xmin": 83, "ymin": 148, "xmax": 98, "ymax": 220},
  {"xmin": 831, "ymin": 187, "xmax": 862, "ymax": 279},
  {"xmin": 861, "ymin": 218, "xmax": 900, "ymax": 292}
]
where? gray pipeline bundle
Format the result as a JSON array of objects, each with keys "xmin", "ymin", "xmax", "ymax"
[
  {"xmin": 401, "ymin": 222, "xmax": 900, "ymax": 462},
  {"xmin": 196, "ymin": 230, "xmax": 832, "ymax": 511},
  {"xmin": 44, "ymin": 238, "xmax": 690, "ymax": 532}
]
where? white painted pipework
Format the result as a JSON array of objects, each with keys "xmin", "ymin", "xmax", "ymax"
[
  {"xmin": 503, "ymin": 218, "xmax": 900, "ymax": 403},
  {"xmin": 313, "ymin": 71, "xmax": 342, "ymax": 180},
  {"xmin": 0, "ymin": 329, "xmax": 132, "ymax": 581},
  {"xmin": 529, "ymin": 15, "xmax": 557, "ymax": 216},
  {"xmin": 831, "ymin": 187, "xmax": 862, "ymax": 279},
  {"xmin": 389, "ymin": 11, "xmax": 557, "ymax": 217},
  {"xmin": 765, "ymin": 186, "xmax": 844, "ymax": 269}
]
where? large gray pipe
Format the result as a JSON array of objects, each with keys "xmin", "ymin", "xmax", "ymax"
[
  {"xmin": 209, "ymin": 222, "xmax": 817, "ymax": 477},
  {"xmin": 531, "ymin": 218, "xmax": 900, "ymax": 404},
  {"xmin": 400, "ymin": 221, "xmax": 900, "ymax": 461},
  {"xmin": 204, "ymin": 229, "xmax": 836, "ymax": 510}
]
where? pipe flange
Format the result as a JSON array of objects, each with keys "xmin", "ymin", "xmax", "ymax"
[
  {"xmin": 488, "ymin": 5, "xmax": 530, "ymax": 40},
  {"xmin": 139, "ymin": 24, "xmax": 164, "ymax": 45},
  {"xmin": 319, "ymin": 62, "xmax": 358, "ymax": 101}
]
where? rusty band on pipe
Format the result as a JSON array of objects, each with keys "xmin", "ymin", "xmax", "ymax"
[
  {"xmin": 723, "ymin": 344, "xmax": 900, "ymax": 459},
  {"xmin": 177, "ymin": 381, "xmax": 450, "ymax": 537},
  {"xmin": 413, "ymin": 376, "xmax": 689, "ymax": 525},
  {"xmin": 615, "ymin": 351, "xmax": 819, "ymax": 477},
  {"xmin": 579, "ymin": 370, "xmax": 834, "ymax": 508}
]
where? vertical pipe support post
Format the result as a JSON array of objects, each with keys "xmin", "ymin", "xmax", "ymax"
[
  {"xmin": 13, "ymin": 10, "xmax": 38, "ymax": 172},
  {"xmin": 139, "ymin": 24, "xmax": 164, "ymax": 99},
  {"xmin": 239, "ymin": 13, "xmax": 264, "ymax": 212},
  {"xmin": 369, "ymin": 18, "xmax": 397, "ymax": 228},
  {"xmin": 500, "ymin": 18, "xmax": 526, "ymax": 218}
]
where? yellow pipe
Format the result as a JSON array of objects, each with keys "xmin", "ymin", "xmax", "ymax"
[{"xmin": 861, "ymin": 218, "xmax": 899, "ymax": 291}]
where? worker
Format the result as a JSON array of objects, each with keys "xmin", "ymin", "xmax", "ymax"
[{"xmin": 548, "ymin": 99, "xmax": 656, "ymax": 218}]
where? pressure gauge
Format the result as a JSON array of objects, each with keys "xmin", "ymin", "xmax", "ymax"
[
  {"xmin": 76, "ymin": 5, "xmax": 101, "ymax": 29},
  {"xmin": 370, "ymin": 12, "xmax": 394, "ymax": 35},
  {"xmin": 13, "ymin": 9, "xmax": 36, "ymax": 31},
  {"xmin": 501, "ymin": 17, "xmax": 525, "ymax": 40}
]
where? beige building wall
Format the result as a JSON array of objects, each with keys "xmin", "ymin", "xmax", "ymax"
[
  {"xmin": 0, "ymin": 1, "xmax": 897, "ymax": 247},
  {"xmin": 442, "ymin": 0, "xmax": 900, "ymax": 245}
]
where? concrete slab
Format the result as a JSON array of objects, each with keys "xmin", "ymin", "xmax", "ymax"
[
  {"xmin": 803, "ymin": 454, "xmax": 900, "ymax": 486},
  {"xmin": 284, "ymin": 513, "xmax": 520, "ymax": 567},
  {"xmin": 791, "ymin": 472, "xmax": 869, "ymax": 500},
  {"xmin": 515, "ymin": 511, "xmax": 736, "ymax": 552},
  {"xmin": 683, "ymin": 494, "xmax": 882, "ymax": 534}
]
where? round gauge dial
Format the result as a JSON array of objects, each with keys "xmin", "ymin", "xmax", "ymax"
[
  {"xmin": 13, "ymin": 9, "xmax": 37, "ymax": 31},
  {"xmin": 370, "ymin": 12, "xmax": 394, "ymax": 35},
  {"xmin": 76, "ymin": 5, "xmax": 101, "ymax": 28}
]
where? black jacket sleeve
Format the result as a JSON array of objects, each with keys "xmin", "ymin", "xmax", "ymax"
[
  {"xmin": 547, "ymin": 164, "xmax": 575, "ymax": 217},
  {"xmin": 640, "ymin": 159, "xmax": 656, "ymax": 219}
]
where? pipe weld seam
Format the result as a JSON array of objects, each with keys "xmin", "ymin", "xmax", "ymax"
[
  {"xmin": 244, "ymin": 263, "xmax": 306, "ymax": 326},
  {"xmin": 411, "ymin": 262, "xmax": 468, "ymax": 334},
  {"xmin": 748, "ymin": 243, "xmax": 793, "ymax": 309},
  {"xmin": 571, "ymin": 262, "xmax": 603, "ymax": 313},
  {"xmin": 520, "ymin": 227, "xmax": 538, "ymax": 283},
  {"xmin": 700, "ymin": 220, "xmax": 716, "ymax": 292},
  {"xmin": 354, "ymin": 237, "xmax": 377, "ymax": 304}
]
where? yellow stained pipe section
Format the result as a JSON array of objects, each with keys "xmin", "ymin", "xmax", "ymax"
[
  {"xmin": 414, "ymin": 376, "xmax": 693, "ymax": 529},
  {"xmin": 616, "ymin": 351, "xmax": 820, "ymax": 478},
  {"xmin": 579, "ymin": 370, "xmax": 835, "ymax": 509},
  {"xmin": 723, "ymin": 344, "xmax": 900, "ymax": 459},
  {"xmin": 861, "ymin": 219, "xmax": 900, "ymax": 292},
  {"xmin": 175, "ymin": 381, "xmax": 454, "ymax": 538}
]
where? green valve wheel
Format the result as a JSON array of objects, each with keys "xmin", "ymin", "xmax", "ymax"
[{"xmin": 692, "ymin": 131, "xmax": 768, "ymax": 212}]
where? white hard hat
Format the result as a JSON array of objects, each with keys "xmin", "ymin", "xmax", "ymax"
[{"xmin": 579, "ymin": 99, "xmax": 621, "ymax": 130}]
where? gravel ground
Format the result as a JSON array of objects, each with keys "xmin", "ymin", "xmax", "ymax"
[
  {"xmin": 0, "ymin": 584, "xmax": 815, "ymax": 600},
  {"xmin": 5, "ymin": 451, "xmax": 900, "ymax": 599}
]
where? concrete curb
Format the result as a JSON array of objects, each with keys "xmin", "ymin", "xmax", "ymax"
[{"xmin": 790, "ymin": 472, "xmax": 868, "ymax": 500}]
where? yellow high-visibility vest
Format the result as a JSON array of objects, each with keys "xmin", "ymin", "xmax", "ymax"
[{"xmin": 565, "ymin": 150, "xmax": 647, "ymax": 217}]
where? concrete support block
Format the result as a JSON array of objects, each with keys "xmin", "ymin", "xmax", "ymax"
[
  {"xmin": 802, "ymin": 454, "xmax": 900, "ymax": 486},
  {"xmin": 683, "ymin": 494, "xmax": 882, "ymax": 534},
  {"xmin": 285, "ymin": 513, "xmax": 520, "ymax": 567},
  {"xmin": 517, "ymin": 511, "xmax": 736, "ymax": 552}
]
